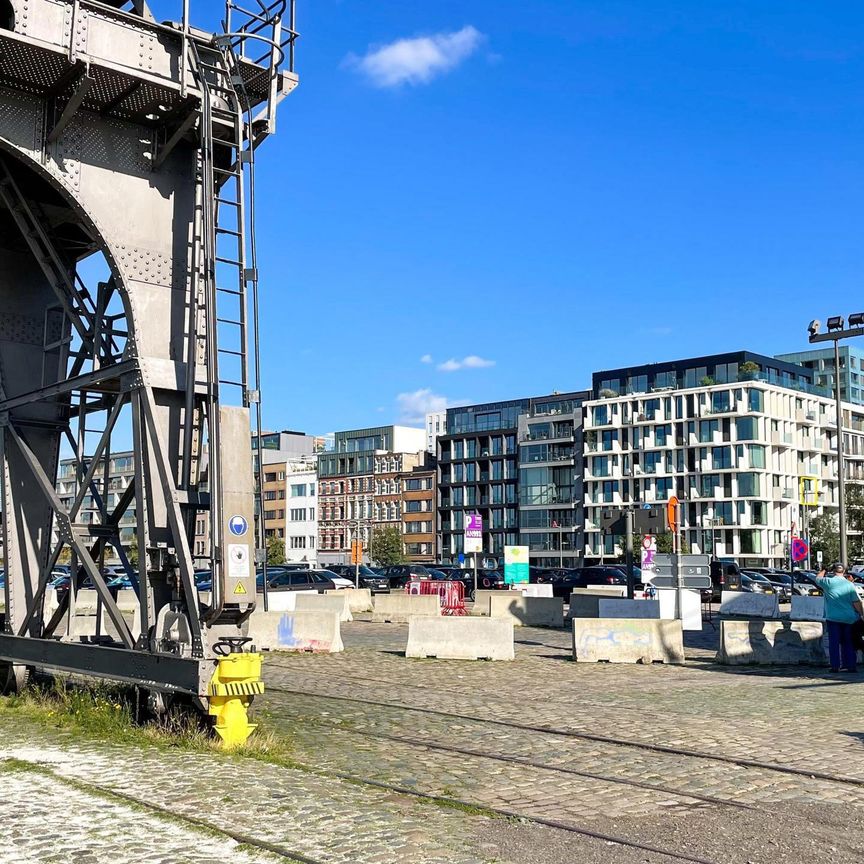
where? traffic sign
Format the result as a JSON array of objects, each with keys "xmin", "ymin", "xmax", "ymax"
[
  {"xmin": 791, "ymin": 537, "xmax": 809, "ymax": 563},
  {"xmin": 666, "ymin": 496, "xmax": 679, "ymax": 533},
  {"xmin": 647, "ymin": 574, "xmax": 713, "ymax": 589},
  {"xmin": 644, "ymin": 553, "xmax": 712, "ymax": 589}
]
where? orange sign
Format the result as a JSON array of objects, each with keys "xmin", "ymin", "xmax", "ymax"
[
  {"xmin": 666, "ymin": 496, "xmax": 679, "ymax": 533},
  {"xmin": 351, "ymin": 540, "xmax": 363, "ymax": 564}
]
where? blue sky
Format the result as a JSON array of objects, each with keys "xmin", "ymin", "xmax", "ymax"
[{"xmin": 148, "ymin": 1, "xmax": 864, "ymax": 435}]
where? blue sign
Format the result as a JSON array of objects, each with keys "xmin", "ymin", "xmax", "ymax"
[
  {"xmin": 228, "ymin": 515, "xmax": 248, "ymax": 537},
  {"xmin": 457, "ymin": 553, "xmax": 465, "ymax": 564}
]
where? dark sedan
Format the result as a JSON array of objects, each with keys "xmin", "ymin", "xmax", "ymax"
[
  {"xmin": 327, "ymin": 563, "xmax": 390, "ymax": 593},
  {"xmin": 548, "ymin": 566, "xmax": 628, "ymax": 599},
  {"xmin": 267, "ymin": 569, "xmax": 337, "ymax": 593}
]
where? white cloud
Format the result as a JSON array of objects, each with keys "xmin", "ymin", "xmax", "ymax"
[
  {"xmin": 347, "ymin": 26, "xmax": 484, "ymax": 88},
  {"xmin": 437, "ymin": 355, "xmax": 496, "ymax": 372},
  {"xmin": 396, "ymin": 388, "xmax": 449, "ymax": 424},
  {"xmin": 420, "ymin": 354, "xmax": 433, "ymax": 364}
]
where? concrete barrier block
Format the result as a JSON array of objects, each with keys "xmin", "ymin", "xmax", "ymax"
[
  {"xmin": 63, "ymin": 609, "xmax": 137, "ymax": 641},
  {"xmin": 326, "ymin": 587, "xmax": 373, "ymax": 613},
  {"xmin": 717, "ymin": 620, "xmax": 826, "ymax": 665},
  {"xmin": 470, "ymin": 589, "xmax": 500, "ymax": 616},
  {"xmin": 248, "ymin": 610, "xmax": 343, "ymax": 653},
  {"xmin": 572, "ymin": 618, "xmax": 685, "ymax": 664},
  {"xmin": 597, "ymin": 599, "xmax": 660, "ymax": 619},
  {"xmin": 790, "ymin": 596, "xmax": 824, "ymax": 621},
  {"xmin": 294, "ymin": 592, "xmax": 353, "ymax": 622},
  {"xmin": 371, "ymin": 594, "xmax": 441, "ymax": 623},
  {"xmin": 488, "ymin": 594, "xmax": 564, "ymax": 628},
  {"xmin": 720, "ymin": 591, "xmax": 779, "ymax": 619},
  {"xmin": 656, "ymin": 588, "xmax": 703, "ymax": 631},
  {"xmin": 568, "ymin": 594, "xmax": 602, "ymax": 619},
  {"xmin": 517, "ymin": 584, "xmax": 553, "ymax": 598},
  {"xmin": 406, "ymin": 616, "xmax": 515, "ymax": 660},
  {"xmin": 584, "ymin": 585, "xmax": 628, "ymax": 597},
  {"xmin": 74, "ymin": 589, "xmax": 139, "ymax": 612}
]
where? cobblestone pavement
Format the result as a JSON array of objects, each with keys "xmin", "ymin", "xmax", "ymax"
[{"xmin": 2, "ymin": 612, "xmax": 864, "ymax": 864}]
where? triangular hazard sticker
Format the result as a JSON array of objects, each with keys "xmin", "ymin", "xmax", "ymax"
[{"xmin": 233, "ymin": 582, "xmax": 248, "ymax": 596}]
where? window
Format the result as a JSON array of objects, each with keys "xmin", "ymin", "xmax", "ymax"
[
  {"xmin": 265, "ymin": 472, "xmax": 278, "ymax": 483},
  {"xmin": 736, "ymin": 417, "xmax": 758, "ymax": 441},
  {"xmin": 290, "ymin": 484, "xmax": 307, "ymax": 497},
  {"xmin": 712, "ymin": 446, "xmax": 732, "ymax": 469},
  {"xmin": 698, "ymin": 420, "xmax": 718, "ymax": 443},
  {"xmin": 290, "ymin": 508, "xmax": 306, "ymax": 521},
  {"xmin": 264, "ymin": 490, "xmax": 277, "ymax": 501},
  {"xmin": 264, "ymin": 509, "xmax": 277, "ymax": 519},
  {"xmin": 289, "ymin": 536, "xmax": 306, "ymax": 549},
  {"xmin": 740, "ymin": 530, "xmax": 761, "ymax": 554},
  {"xmin": 748, "ymin": 445, "xmax": 766, "ymax": 469},
  {"xmin": 737, "ymin": 473, "xmax": 760, "ymax": 497}
]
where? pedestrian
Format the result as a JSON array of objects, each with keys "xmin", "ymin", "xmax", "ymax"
[
  {"xmin": 843, "ymin": 572, "xmax": 864, "ymax": 659},
  {"xmin": 812, "ymin": 563, "xmax": 864, "ymax": 673}
]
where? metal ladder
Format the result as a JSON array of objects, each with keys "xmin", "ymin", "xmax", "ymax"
[{"xmin": 187, "ymin": 33, "xmax": 263, "ymax": 605}]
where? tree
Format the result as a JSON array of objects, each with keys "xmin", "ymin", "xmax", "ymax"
[
  {"xmin": 808, "ymin": 511, "xmax": 839, "ymax": 566},
  {"xmin": 266, "ymin": 534, "xmax": 286, "ymax": 565},
  {"xmin": 369, "ymin": 526, "xmax": 404, "ymax": 566},
  {"xmin": 739, "ymin": 361, "xmax": 759, "ymax": 376},
  {"xmin": 656, "ymin": 532, "xmax": 691, "ymax": 555}
]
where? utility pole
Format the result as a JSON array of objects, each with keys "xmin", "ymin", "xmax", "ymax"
[
  {"xmin": 806, "ymin": 314, "xmax": 863, "ymax": 565},
  {"xmin": 834, "ymin": 338, "xmax": 848, "ymax": 566},
  {"xmin": 624, "ymin": 508, "xmax": 635, "ymax": 599}
]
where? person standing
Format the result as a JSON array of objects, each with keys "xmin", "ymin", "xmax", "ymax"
[{"xmin": 812, "ymin": 564, "xmax": 864, "ymax": 673}]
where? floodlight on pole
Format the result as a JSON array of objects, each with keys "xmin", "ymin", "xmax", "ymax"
[
  {"xmin": 807, "ymin": 319, "xmax": 821, "ymax": 339},
  {"xmin": 827, "ymin": 316, "xmax": 845, "ymax": 332},
  {"xmin": 848, "ymin": 312, "xmax": 864, "ymax": 328}
]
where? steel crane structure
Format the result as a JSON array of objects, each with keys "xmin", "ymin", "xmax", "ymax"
[{"xmin": 0, "ymin": 0, "xmax": 297, "ymax": 745}]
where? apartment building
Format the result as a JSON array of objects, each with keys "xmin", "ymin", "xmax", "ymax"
[
  {"xmin": 55, "ymin": 451, "xmax": 136, "ymax": 565},
  {"xmin": 438, "ymin": 399, "xmax": 523, "ymax": 561},
  {"xmin": 437, "ymin": 393, "xmax": 588, "ymax": 566},
  {"xmin": 284, "ymin": 461, "xmax": 318, "ymax": 565},
  {"xmin": 425, "ymin": 410, "xmax": 446, "ymax": 455},
  {"xmin": 517, "ymin": 391, "xmax": 589, "ymax": 567},
  {"xmin": 317, "ymin": 425, "xmax": 427, "ymax": 566},
  {"xmin": 776, "ymin": 345, "xmax": 864, "ymax": 406},
  {"xmin": 582, "ymin": 351, "xmax": 864, "ymax": 566},
  {"xmin": 398, "ymin": 460, "xmax": 437, "ymax": 563}
]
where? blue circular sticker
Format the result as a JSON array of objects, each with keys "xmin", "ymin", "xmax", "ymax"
[{"xmin": 228, "ymin": 515, "xmax": 248, "ymax": 537}]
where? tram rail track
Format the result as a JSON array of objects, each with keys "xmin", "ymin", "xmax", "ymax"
[{"xmin": 264, "ymin": 681, "xmax": 864, "ymax": 790}]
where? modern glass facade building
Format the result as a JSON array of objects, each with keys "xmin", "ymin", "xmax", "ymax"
[
  {"xmin": 776, "ymin": 346, "xmax": 864, "ymax": 406},
  {"xmin": 437, "ymin": 392, "xmax": 588, "ymax": 565}
]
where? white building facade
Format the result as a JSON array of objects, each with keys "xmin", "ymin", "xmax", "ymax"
[
  {"xmin": 284, "ymin": 462, "xmax": 318, "ymax": 566},
  {"xmin": 583, "ymin": 380, "xmax": 864, "ymax": 566}
]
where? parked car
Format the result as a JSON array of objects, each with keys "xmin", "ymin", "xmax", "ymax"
[
  {"xmin": 707, "ymin": 560, "xmax": 743, "ymax": 600},
  {"xmin": 381, "ymin": 564, "xmax": 433, "ymax": 590},
  {"xmin": 743, "ymin": 568, "xmax": 791, "ymax": 602},
  {"xmin": 791, "ymin": 569, "xmax": 822, "ymax": 596},
  {"xmin": 739, "ymin": 573, "xmax": 775, "ymax": 594},
  {"xmin": 549, "ymin": 566, "xmax": 628, "ymax": 599},
  {"xmin": 267, "ymin": 569, "xmax": 337, "ymax": 593},
  {"xmin": 327, "ymin": 563, "xmax": 390, "ymax": 593},
  {"xmin": 319, "ymin": 569, "xmax": 354, "ymax": 589},
  {"xmin": 107, "ymin": 575, "xmax": 135, "ymax": 590},
  {"xmin": 754, "ymin": 569, "xmax": 818, "ymax": 597}
]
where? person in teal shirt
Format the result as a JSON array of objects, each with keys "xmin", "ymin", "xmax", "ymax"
[{"xmin": 813, "ymin": 564, "xmax": 864, "ymax": 672}]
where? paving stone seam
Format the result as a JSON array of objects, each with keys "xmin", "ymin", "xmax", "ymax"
[
  {"xmin": 266, "ymin": 683, "xmax": 864, "ymax": 790},
  {"xmin": 1, "ymin": 756, "xmax": 323, "ymax": 864}
]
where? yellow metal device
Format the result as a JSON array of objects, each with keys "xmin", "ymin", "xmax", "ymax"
[{"xmin": 207, "ymin": 652, "xmax": 264, "ymax": 748}]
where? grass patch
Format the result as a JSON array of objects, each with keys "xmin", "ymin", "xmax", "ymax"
[{"xmin": 0, "ymin": 678, "xmax": 294, "ymax": 767}]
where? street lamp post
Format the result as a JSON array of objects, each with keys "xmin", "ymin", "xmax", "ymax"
[{"xmin": 807, "ymin": 313, "xmax": 864, "ymax": 566}]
